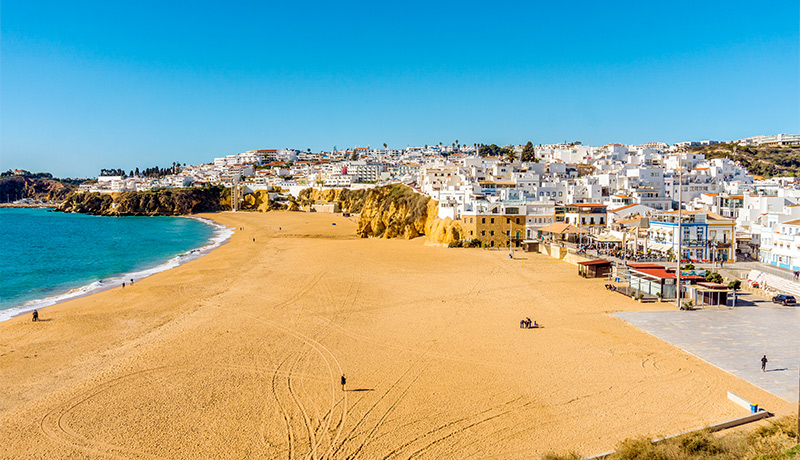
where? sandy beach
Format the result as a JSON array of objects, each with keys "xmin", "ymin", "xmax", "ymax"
[{"xmin": 1, "ymin": 211, "xmax": 792, "ymax": 459}]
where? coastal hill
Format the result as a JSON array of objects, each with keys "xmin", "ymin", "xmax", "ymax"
[
  {"xmin": 690, "ymin": 143, "xmax": 799, "ymax": 178},
  {"xmin": 0, "ymin": 172, "xmax": 79, "ymax": 203}
]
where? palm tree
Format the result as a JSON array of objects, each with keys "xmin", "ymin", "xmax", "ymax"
[{"xmin": 383, "ymin": 143, "xmax": 387, "ymax": 149}]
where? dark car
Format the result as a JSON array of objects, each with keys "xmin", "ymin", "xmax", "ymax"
[{"xmin": 771, "ymin": 294, "xmax": 797, "ymax": 306}]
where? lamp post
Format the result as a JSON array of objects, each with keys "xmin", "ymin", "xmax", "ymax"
[
  {"xmin": 711, "ymin": 241, "xmax": 718, "ymax": 273},
  {"xmin": 509, "ymin": 219, "xmax": 513, "ymax": 259},
  {"xmin": 676, "ymin": 166, "xmax": 683, "ymax": 309}
]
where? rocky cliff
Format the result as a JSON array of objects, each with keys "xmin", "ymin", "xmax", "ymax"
[
  {"xmin": 297, "ymin": 188, "xmax": 368, "ymax": 214},
  {"xmin": 296, "ymin": 185, "xmax": 464, "ymax": 244},
  {"xmin": 56, "ymin": 187, "xmax": 229, "ymax": 216},
  {"xmin": 0, "ymin": 176, "xmax": 77, "ymax": 203}
]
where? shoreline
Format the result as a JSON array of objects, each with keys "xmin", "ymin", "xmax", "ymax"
[
  {"xmin": 0, "ymin": 202, "xmax": 61, "ymax": 208},
  {"xmin": 0, "ymin": 214, "xmax": 233, "ymax": 322}
]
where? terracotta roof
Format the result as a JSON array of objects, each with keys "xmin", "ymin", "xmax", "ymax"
[
  {"xmin": 609, "ymin": 203, "xmax": 638, "ymax": 212},
  {"xmin": 571, "ymin": 203, "xmax": 606, "ymax": 207},
  {"xmin": 783, "ymin": 218, "xmax": 800, "ymax": 226}
]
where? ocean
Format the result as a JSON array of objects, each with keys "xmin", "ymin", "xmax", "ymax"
[{"xmin": 0, "ymin": 208, "xmax": 231, "ymax": 321}]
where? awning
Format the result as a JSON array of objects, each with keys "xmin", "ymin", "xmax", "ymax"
[
  {"xmin": 593, "ymin": 233, "xmax": 622, "ymax": 243},
  {"xmin": 648, "ymin": 242, "xmax": 672, "ymax": 252}
]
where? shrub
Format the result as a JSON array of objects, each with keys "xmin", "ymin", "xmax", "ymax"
[
  {"xmin": 614, "ymin": 438, "xmax": 669, "ymax": 460},
  {"xmin": 678, "ymin": 430, "xmax": 721, "ymax": 455}
]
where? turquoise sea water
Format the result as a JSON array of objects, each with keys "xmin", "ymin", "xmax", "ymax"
[{"xmin": 0, "ymin": 208, "xmax": 227, "ymax": 320}]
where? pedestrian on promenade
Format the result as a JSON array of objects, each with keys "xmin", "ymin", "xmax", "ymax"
[
  {"xmin": 341, "ymin": 375, "xmax": 346, "ymax": 391},
  {"xmin": 761, "ymin": 355, "xmax": 768, "ymax": 372}
]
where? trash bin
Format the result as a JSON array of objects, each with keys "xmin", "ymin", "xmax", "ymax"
[{"xmin": 750, "ymin": 404, "xmax": 759, "ymax": 413}]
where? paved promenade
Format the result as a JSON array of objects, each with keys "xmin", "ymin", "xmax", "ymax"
[{"xmin": 614, "ymin": 304, "xmax": 800, "ymax": 403}]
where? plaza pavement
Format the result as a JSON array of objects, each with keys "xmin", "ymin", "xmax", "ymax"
[{"xmin": 614, "ymin": 295, "xmax": 799, "ymax": 404}]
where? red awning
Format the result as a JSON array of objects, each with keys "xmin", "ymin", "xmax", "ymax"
[{"xmin": 577, "ymin": 260, "xmax": 612, "ymax": 266}]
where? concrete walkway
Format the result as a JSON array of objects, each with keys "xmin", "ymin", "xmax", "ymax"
[{"xmin": 614, "ymin": 304, "xmax": 800, "ymax": 403}]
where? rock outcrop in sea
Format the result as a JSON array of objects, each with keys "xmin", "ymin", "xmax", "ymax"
[{"xmin": 56, "ymin": 187, "xmax": 228, "ymax": 216}]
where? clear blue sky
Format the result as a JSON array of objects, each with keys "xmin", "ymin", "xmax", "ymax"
[{"xmin": 2, "ymin": 1, "xmax": 798, "ymax": 177}]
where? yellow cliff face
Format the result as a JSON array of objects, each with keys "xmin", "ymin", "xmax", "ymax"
[
  {"xmin": 355, "ymin": 185, "xmax": 429, "ymax": 239},
  {"xmin": 294, "ymin": 185, "xmax": 463, "ymax": 244}
]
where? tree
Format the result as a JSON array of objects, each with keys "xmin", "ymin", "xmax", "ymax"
[
  {"xmin": 350, "ymin": 152, "xmax": 358, "ymax": 161},
  {"xmin": 727, "ymin": 279, "xmax": 741, "ymax": 290},
  {"xmin": 505, "ymin": 148, "xmax": 517, "ymax": 163},
  {"xmin": 705, "ymin": 272, "xmax": 723, "ymax": 284},
  {"xmin": 383, "ymin": 143, "xmax": 387, "ymax": 149},
  {"xmin": 521, "ymin": 141, "xmax": 536, "ymax": 162}
]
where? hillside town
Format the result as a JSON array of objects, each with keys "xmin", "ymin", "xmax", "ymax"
[{"xmin": 73, "ymin": 134, "xmax": 800, "ymax": 280}]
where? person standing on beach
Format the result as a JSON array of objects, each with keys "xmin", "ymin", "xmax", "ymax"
[
  {"xmin": 32, "ymin": 310, "xmax": 38, "ymax": 322},
  {"xmin": 122, "ymin": 282, "xmax": 125, "ymax": 289},
  {"xmin": 761, "ymin": 355, "xmax": 768, "ymax": 372},
  {"xmin": 341, "ymin": 375, "xmax": 346, "ymax": 391}
]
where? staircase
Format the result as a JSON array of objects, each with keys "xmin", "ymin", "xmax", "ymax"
[{"xmin": 746, "ymin": 270, "xmax": 800, "ymax": 298}]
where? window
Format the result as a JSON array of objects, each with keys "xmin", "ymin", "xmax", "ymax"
[
  {"xmin": 490, "ymin": 231, "xmax": 494, "ymax": 236},
  {"xmin": 482, "ymin": 218, "xmax": 485, "ymax": 224},
  {"xmin": 506, "ymin": 218, "xmax": 510, "ymax": 224},
  {"xmin": 516, "ymin": 218, "xmax": 520, "ymax": 224},
  {"xmin": 491, "ymin": 218, "xmax": 495, "ymax": 224},
  {"xmin": 481, "ymin": 231, "xmax": 486, "ymax": 236}
]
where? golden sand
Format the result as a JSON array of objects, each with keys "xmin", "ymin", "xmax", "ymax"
[{"xmin": 0, "ymin": 211, "xmax": 791, "ymax": 459}]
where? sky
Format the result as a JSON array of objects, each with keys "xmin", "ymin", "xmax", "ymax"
[{"xmin": 1, "ymin": 1, "xmax": 798, "ymax": 178}]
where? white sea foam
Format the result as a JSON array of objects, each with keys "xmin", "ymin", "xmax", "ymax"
[{"xmin": 0, "ymin": 216, "xmax": 234, "ymax": 322}]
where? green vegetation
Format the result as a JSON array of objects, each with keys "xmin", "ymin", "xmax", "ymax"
[
  {"xmin": 705, "ymin": 272, "xmax": 723, "ymax": 283},
  {"xmin": 542, "ymin": 416, "xmax": 798, "ymax": 460},
  {"xmin": 448, "ymin": 238, "xmax": 482, "ymax": 248},
  {"xmin": 100, "ymin": 162, "xmax": 184, "ymax": 178},
  {"xmin": 728, "ymin": 279, "xmax": 742, "ymax": 290},
  {"xmin": 690, "ymin": 143, "xmax": 800, "ymax": 178},
  {"xmin": 478, "ymin": 143, "xmax": 513, "ymax": 158},
  {"xmin": 521, "ymin": 141, "xmax": 538, "ymax": 162}
]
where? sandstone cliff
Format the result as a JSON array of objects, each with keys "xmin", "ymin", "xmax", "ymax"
[
  {"xmin": 297, "ymin": 188, "xmax": 368, "ymax": 214},
  {"xmin": 56, "ymin": 187, "xmax": 228, "ymax": 216}
]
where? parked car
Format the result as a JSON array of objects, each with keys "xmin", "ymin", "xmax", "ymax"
[{"xmin": 771, "ymin": 294, "xmax": 797, "ymax": 306}]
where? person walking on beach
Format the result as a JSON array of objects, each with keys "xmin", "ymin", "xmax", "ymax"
[
  {"xmin": 761, "ymin": 355, "xmax": 768, "ymax": 372},
  {"xmin": 122, "ymin": 282, "xmax": 126, "ymax": 289},
  {"xmin": 341, "ymin": 375, "xmax": 346, "ymax": 391},
  {"xmin": 32, "ymin": 310, "xmax": 39, "ymax": 322}
]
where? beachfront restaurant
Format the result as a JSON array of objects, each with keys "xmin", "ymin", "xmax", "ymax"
[
  {"xmin": 577, "ymin": 259, "xmax": 613, "ymax": 278},
  {"xmin": 627, "ymin": 263, "xmax": 705, "ymax": 299}
]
